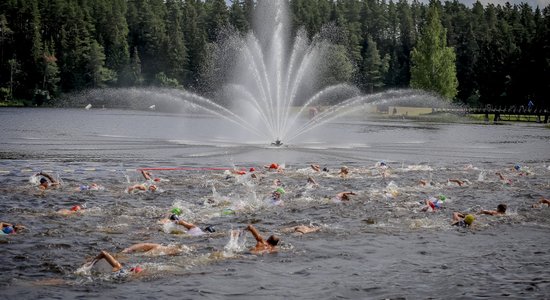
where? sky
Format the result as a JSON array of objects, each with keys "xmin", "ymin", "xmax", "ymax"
[{"xmin": 225, "ymin": 0, "xmax": 549, "ymax": 9}]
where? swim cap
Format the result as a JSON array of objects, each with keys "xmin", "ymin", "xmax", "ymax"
[
  {"xmin": 439, "ymin": 195, "xmax": 446, "ymax": 201},
  {"xmin": 464, "ymin": 214, "xmax": 475, "ymax": 226},
  {"xmin": 130, "ymin": 266, "xmax": 143, "ymax": 273},
  {"xmin": 249, "ymin": 167, "xmax": 256, "ymax": 172},
  {"xmin": 270, "ymin": 163, "xmax": 278, "ymax": 169},
  {"xmin": 169, "ymin": 214, "xmax": 180, "ymax": 221},
  {"xmin": 2, "ymin": 226, "xmax": 14, "ymax": 234},
  {"xmin": 204, "ymin": 225, "xmax": 216, "ymax": 233},
  {"xmin": 171, "ymin": 208, "xmax": 182, "ymax": 215},
  {"xmin": 276, "ymin": 187, "xmax": 286, "ymax": 195},
  {"xmin": 154, "ymin": 178, "xmax": 161, "ymax": 182},
  {"xmin": 40, "ymin": 178, "xmax": 48, "ymax": 184},
  {"xmin": 514, "ymin": 164, "xmax": 521, "ymax": 171},
  {"xmin": 221, "ymin": 208, "xmax": 235, "ymax": 215},
  {"xmin": 71, "ymin": 205, "xmax": 81, "ymax": 212}
]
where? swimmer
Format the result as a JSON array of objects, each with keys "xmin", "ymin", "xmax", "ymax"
[
  {"xmin": 281, "ymin": 225, "xmax": 320, "ymax": 235},
  {"xmin": 121, "ymin": 243, "xmax": 184, "ymax": 256},
  {"xmin": 173, "ymin": 219, "xmax": 207, "ymax": 236},
  {"xmin": 36, "ymin": 171, "xmax": 60, "ymax": 190},
  {"xmin": 480, "ymin": 203, "xmax": 507, "ymax": 215},
  {"xmin": 231, "ymin": 169, "xmax": 247, "ymax": 176},
  {"xmin": 306, "ymin": 176, "xmax": 319, "ymax": 187},
  {"xmin": 273, "ymin": 178, "xmax": 284, "ymax": 187},
  {"xmin": 451, "ymin": 212, "xmax": 475, "ymax": 227},
  {"xmin": 421, "ymin": 195, "xmax": 446, "ymax": 212},
  {"xmin": 531, "ymin": 197, "xmax": 550, "ymax": 208},
  {"xmin": 448, "ymin": 179, "xmax": 465, "ymax": 186},
  {"xmin": 127, "ymin": 183, "xmax": 157, "ymax": 193},
  {"xmin": 333, "ymin": 191, "xmax": 356, "ymax": 202},
  {"xmin": 268, "ymin": 188, "xmax": 285, "ymax": 206},
  {"xmin": 338, "ymin": 166, "xmax": 349, "ymax": 178},
  {"xmin": 265, "ymin": 162, "xmax": 283, "ymax": 172},
  {"xmin": 1, "ymin": 222, "xmax": 24, "ymax": 235},
  {"xmin": 245, "ymin": 224, "xmax": 279, "ymax": 254},
  {"xmin": 87, "ymin": 250, "xmax": 143, "ymax": 277},
  {"xmin": 75, "ymin": 183, "xmax": 102, "ymax": 192},
  {"xmin": 57, "ymin": 205, "xmax": 84, "ymax": 216},
  {"xmin": 495, "ymin": 172, "xmax": 512, "ymax": 185},
  {"xmin": 140, "ymin": 169, "xmax": 161, "ymax": 182}
]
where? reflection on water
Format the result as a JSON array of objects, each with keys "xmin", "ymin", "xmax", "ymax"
[{"xmin": 1, "ymin": 108, "xmax": 550, "ymax": 298}]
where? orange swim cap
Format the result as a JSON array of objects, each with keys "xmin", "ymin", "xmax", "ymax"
[
  {"xmin": 270, "ymin": 163, "xmax": 278, "ymax": 169},
  {"xmin": 71, "ymin": 205, "xmax": 81, "ymax": 212}
]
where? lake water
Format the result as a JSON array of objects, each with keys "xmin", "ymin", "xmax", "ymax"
[{"xmin": 1, "ymin": 108, "xmax": 549, "ymax": 299}]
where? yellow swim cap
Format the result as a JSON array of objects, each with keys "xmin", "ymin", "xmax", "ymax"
[{"xmin": 464, "ymin": 214, "xmax": 475, "ymax": 225}]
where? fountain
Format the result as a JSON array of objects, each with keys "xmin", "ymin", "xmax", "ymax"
[{"xmin": 68, "ymin": 0, "xmax": 443, "ymax": 146}]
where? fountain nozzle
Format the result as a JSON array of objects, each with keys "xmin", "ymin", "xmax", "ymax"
[{"xmin": 271, "ymin": 139, "xmax": 283, "ymax": 146}]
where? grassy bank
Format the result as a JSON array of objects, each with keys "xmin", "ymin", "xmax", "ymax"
[{"xmin": 0, "ymin": 100, "xmax": 26, "ymax": 107}]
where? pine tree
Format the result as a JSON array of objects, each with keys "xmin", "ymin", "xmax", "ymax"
[
  {"xmin": 362, "ymin": 36, "xmax": 388, "ymax": 93},
  {"xmin": 410, "ymin": 3, "xmax": 458, "ymax": 100}
]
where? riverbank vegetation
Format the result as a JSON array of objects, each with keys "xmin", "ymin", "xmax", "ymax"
[{"xmin": 0, "ymin": 0, "xmax": 548, "ymax": 109}]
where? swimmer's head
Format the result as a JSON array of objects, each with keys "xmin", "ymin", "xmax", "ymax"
[
  {"xmin": 169, "ymin": 214, "xmax": 180, "ymax": 221},
  {"xmin": 70, "ymin": 205, "xmax": 81, "ymax": 212},
  {"xmin": 275, "ymin": 187, "xmax": 286, "ymax": 195},
  {"xmin": 204, "ymin": 225, "xmax": 216, "ymax": 233},
  {"xmin": 130, "ymin": 266, "xmax": 143, "ymax": 273},
  {"xmin": 154, "ymin": 178, "xmax": 161, "ymax": 182},
  {"xmin": 149, "ymin": 185, "xmax": 157, "ymax": 192},
  {"xmin": 464, "ymin": 214, "xmax": 475, "ymax": 226},
  {"xmin": 171, "ymin": 208, "xmax": 182, "ymax": 215},
  {"xmin": 2, "ymin": 226, "xmax": 14, "ymax": 234},
  {"xmin": 249, "ymin": 167, "xmax": 256, "ymax": 172},
  {"xmin": 439, "ymin": 195, "xmax": 447, "ymax": 201},
  {"xmin": 514, "ymin": 164, "xmax": 521, "ymax": 171},
  {"xmin": 40, "ymin": 178, "xmax": 48, "ymax": 186},
  {"xmin": 266, "ymin": 235, "xmax": 280, "ymax": 246},
  {"xmin": 497, "ymin": 204, "xmax": 507, "ymax": 213}
]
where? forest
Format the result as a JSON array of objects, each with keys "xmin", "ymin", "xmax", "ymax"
[{"xmin": 0, "ymin": 0, "xmax": 548, "ymax": 108}]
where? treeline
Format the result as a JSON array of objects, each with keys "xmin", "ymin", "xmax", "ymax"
[{"xmin": 0, "ymin": 0, "xmax": 548, "ymax": 108}]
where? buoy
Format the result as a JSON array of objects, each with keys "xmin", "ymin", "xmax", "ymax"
[{"xmin": 85, "ymin": 104, "xmax": 92, "ymax": 110}]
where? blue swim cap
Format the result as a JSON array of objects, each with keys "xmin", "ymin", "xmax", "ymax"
[
  {"xmin": 2, "ymin": 226, "xmax": 14, "ymax": 234},
  {"xmin": 514, "ymin": 164, "xmax": 521, "ymax": 171}
]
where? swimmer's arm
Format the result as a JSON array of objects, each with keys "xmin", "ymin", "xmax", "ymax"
[
  {"xmin": 93, "ymin": 250, "xmax": 122, "ymax": 271},
  {"xmin": 140, "ymin": 170, "xmax": 152, "ymax": 181},
  {"xmin": 246, "ymin": 224, "xmax": 265, "ymax": 243},
  {"xmin": 1, "ymin": 222, "xmax": 13, "ymax": 227},
  {"xmin": 480, "ymin": 210, "xmax": 497, "ymax": 215},
  {"xmin": 175, "ymin": 220, "xmax": 196, "ymax": 230},
  {"xmin": 128, "ymin": 184, "xmax": 146, "ymax": 192},
  {"xmin": 122, "ymin": 243, "xmax": 159, "ymax": 253}
]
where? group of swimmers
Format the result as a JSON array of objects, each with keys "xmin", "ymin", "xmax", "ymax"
[{"xmin": 3, "ymin": 161, "xmax": 549, "ymax": 281}]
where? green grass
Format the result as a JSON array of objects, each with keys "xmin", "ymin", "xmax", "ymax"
[{"xmin": 0, "ymin": 100, "xmax": 25, "ymax": 107}]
